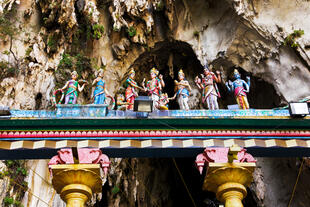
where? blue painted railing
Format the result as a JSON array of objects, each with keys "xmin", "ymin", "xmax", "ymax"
[{"xmin": 8, "ymin": 104, "xmax": 292, "ymax": 119}]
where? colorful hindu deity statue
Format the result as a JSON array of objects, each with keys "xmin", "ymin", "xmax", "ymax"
[
  {"xmin": 61, "ymin": 71, "xmax": 87, "ymax": 104},
  {"xmin": 125, "ymin": 69, "xmax": 144, "ymax": 110},
  {"xmin": 116, "ymin": 94, "xmax": 132, "ymax": 110},
  {"xmin": 142, "ymin": 67, "xmax": 165, "ymax": 110},
  {"xmin": 170, "ymin": 69, "xmax": 192, "ymax": 110},
  {"xmin": 226, "ymin": 69, "xmax": 251, "ymax": 109},
  {"xmin": 195, "ymin": 65, "xmax": 221, "ymax": 110},
  {"xmin": 92, "ymin": 69, "xmax": 111, "ymax": 104},
  {"xmin": 157, "ymin": 93, "xmax": 169, "ymax": 110}
]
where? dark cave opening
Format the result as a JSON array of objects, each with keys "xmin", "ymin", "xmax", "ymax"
[
  {"xmin": 97, "ymin": 158, "xmax": 221, "ymax": 207},
  {"xmin": 35, "ymin": 92, "xmax": 42, "ymax": 110},
  {"xmin": 248, "ymin": 76, "xmax": 282, "ymax": 109},
  {"xmin": 171, "ymin": 158, "xmax": 220, "ymax": 207},
  {"xmin": 96, "ymin": 158, "xmax": 258, "ymax": 207},
  {"xmin": 152, "ymin": 7, "xmax": 170, "ymax": 40},
  {"xmin": 166, "ymin": 158, "xmax": 258, "ymax": 207}
]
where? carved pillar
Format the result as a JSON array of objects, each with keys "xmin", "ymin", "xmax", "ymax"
[
  {"xmin": 195, "ymin": 145, "xmax": 256, "ymax": 207},
  {"xmin": 48, "ymin": 148, "xmax": 110, "ymax": 207}
]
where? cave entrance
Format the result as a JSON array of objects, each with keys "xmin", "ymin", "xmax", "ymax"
[
  {"xmin": 129, "ymin": 40, "xmax": 204, "ymax": 109},
  {"xmin": 127, "ymin": 41, "xmax": 283, "ymax": 110}
]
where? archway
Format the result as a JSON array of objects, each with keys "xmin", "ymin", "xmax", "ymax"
[
  {"xmin": 124, "ymin": 40, "xmax": 283, "ymax": 110},
  {"xmin": 126, "ymin": 40, "xmax": 204, "ymax": 109}
]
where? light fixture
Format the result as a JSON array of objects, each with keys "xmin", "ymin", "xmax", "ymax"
[
  {"xmin": 288, "ymin": 102, "xmax": 309, "ymax": 117},
  {"xmin": 0, "ymin": 106, "xmax": 10, "ymax": 119},
  {"xmin": 227, "ymin": 104, "xmax": 240, "ymax": 110},
  {"xmin": 134, "ymin": 96, "xmax": 153, "ymax": 118},
  {"xmin": 134, "ymin": 96, "xmax": 153, "ymax": 113}
]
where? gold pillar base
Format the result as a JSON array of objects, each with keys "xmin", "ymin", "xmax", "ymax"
[{"xmin": 50, "ymin": 164, "xmax": 103, "ymax": 207}]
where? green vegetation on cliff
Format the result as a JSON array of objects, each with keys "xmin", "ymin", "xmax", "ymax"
[
  {"xmin": 0, "ymin": 160, "xmax": 28, "ymax": 207},
  {"xmin": 284, "ymin": 29, "xmax": 304, "ymax": 48}
]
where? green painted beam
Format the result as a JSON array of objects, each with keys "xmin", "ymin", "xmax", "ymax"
[{"xmin": 1, "ymin": 117, "xmax": 309, "ymax": 130}]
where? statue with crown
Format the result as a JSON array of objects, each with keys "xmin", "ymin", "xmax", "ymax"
[
  {"xmin": 142, "ymin": 67, "xmax": 165, "ymax": 110},
  {"xmin": 195, "ymin": 64, "xmax": 222, "ymax": 110},
  {"xmin": 225, "ymin": 69, "xmax": 251, "ymax": 109},
  {"xmin": 125, "ymin": 69, "xmax": 144, "ymax": 110},
  {"xmin": 170, "ymin": 69, "xmax": 192, "ymax": 110},
  {"xmin": 53, "ymin": 71, "xmax": 88, "ymax": 105},
  {"xmin": 92, "ymin": 69, "xmax": 111, "ymax": 105}
]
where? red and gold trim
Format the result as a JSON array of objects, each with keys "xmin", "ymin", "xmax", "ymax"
[{"xmin": 1, "ymin": 129, "xmax": 310, "ymax": 138}]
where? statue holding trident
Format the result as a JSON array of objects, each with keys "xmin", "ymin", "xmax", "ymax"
[
  {"xmin": 195, "ymin": 65, "xmax": 221, "ymax": 110},
  {"xmin": 226, "ymin": 69, "xmax": 251, "ymax": 109}
]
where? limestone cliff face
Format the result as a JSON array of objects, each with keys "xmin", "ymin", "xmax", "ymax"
[
  {"xmin": 173, "ymin": 0, "xmax": 310, "ymax": 102},
  {"xmin": 0, "ymin": 0, "xmax": 310, "ymax": 206}
]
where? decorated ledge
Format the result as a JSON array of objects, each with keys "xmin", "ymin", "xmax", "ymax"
[
  {"xmin": 0, "ymin": 138, "xmax": 309, "ymax": 149},
  {"xmin": 1, "ymin": 129, "xmax": 310, "ymax": 139},
  {"xmin": 0, "ymin": 138, "xmax": 309, "ymax": 159},
  {"xmin": 1, "ymin": 108, "xmax": 310, "ymax": 158},
  {"xmin": 2, "ymin": 107, "xmax": 309, "ymax": 131},
  {"xmin": 1, "ymin": 110, "xmax": 310, "ymax": 131},
  {"xmin": 1, "ymin": 129, "xmax": 310, "ymax": 159},
  {"xmin": 9, "ymin": 109, "xmax": 294, "ymax": 119}
]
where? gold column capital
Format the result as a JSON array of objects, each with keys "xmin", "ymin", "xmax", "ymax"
[
  {"xmin": 50, "ymin": 164, "xmax": 103, "ymax": 207},
  {"xmin": 196, "ymin": 146, "xmax": 256, "ymax": 207},
  {"xmin": 203, "ymin": 163, "xmax": 256, "ymax": 207}
]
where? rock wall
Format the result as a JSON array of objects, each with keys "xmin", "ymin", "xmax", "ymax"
[
  {"xmin": 22, "ymin": 160, "xmax": 65, "ymax": 207},
  {"xmin": 250, "ymin": 158, "xmax": 310, "ymax": 207},
  {"xmin": 173, "ymin": 0, "xmax": 310, "ymax": 102},
  {"xmin": 1, "ymin": 0, "xmax": 310, "ymax": 108},
  {"xmin": 0, "ymin": 0, "xmax": 310, "ymax": 206}
]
